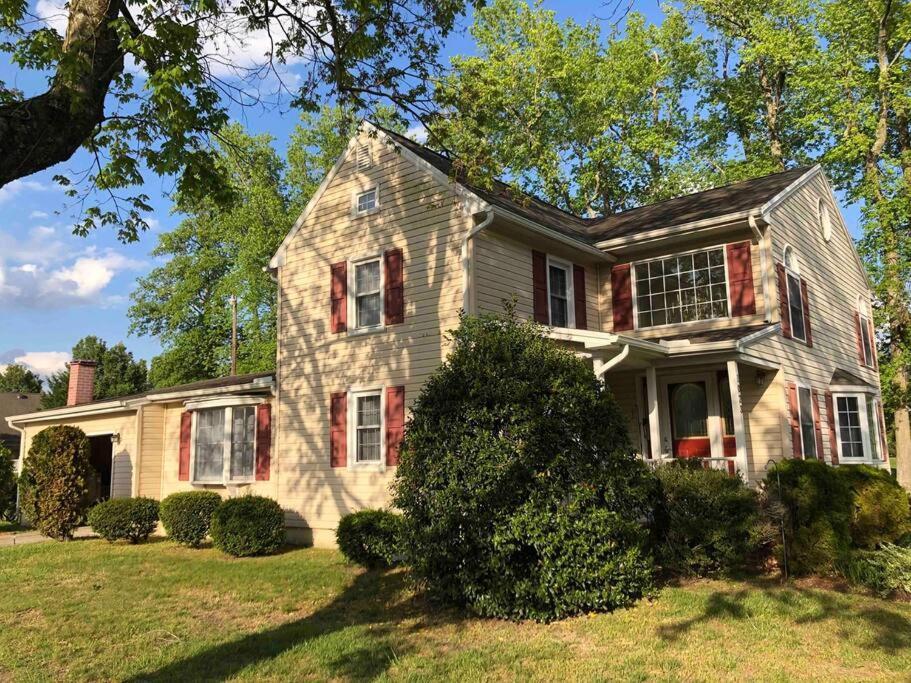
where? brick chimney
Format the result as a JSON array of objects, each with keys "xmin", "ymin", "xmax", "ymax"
[{"xmin": 67, "ymin": 360, "xmax": 97, "ymax": 406}]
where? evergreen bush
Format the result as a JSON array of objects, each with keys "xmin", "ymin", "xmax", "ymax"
[
  {"xmin": 87, "ymin": 497, "xmax": 159, "ymax": 543},
  {"xmin": 210, "ymin": 495, "xmax": 285, "ymax": 557},
  {"xmin": 159, "ymin": 491, "xmax": 222, "ymax": 547},
  {"xmin": 337, "ymin": 509, "xmax": 403, "ymax": 569}
]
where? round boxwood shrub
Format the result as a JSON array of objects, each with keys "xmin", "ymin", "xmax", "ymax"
[
  {"xmin": 656, "ymin": 462, "xmax": 760, "ymax": 575},
  {"xmin": 836, "ymin": 465, "xmax": 910, "ymax": 549},
  {"xmin": 159, "ymin": 491, "xmax": 222, "ymax": 547},
  {"xmin": 18, "ymin": 426, "xmax": 91, "ymax": 540},
  {"xmin": 762, "ymin": 458, "xmax": 853, "ymax": 575},
  {"xmin": 393, "ymin": 311, "xmax": 660, "ymax": 622},
  {"xmin": 337, "ymin": 509, "xmax": 403, "ymax": 569},
  {"xmin": 210, "ymin": 495, "xmax": 285, "ymax": 557},
  {"xmin": 87, "ymin": 497, "xmax": 160, "ymax": 543}
]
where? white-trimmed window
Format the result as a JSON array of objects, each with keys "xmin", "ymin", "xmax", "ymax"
[
  {"xmin": 193, "ymin": 405, "xmax": 256, "ymax": 484},
  {"xmin": 634, "ymin": 246, "xmax": 729, "ymax": 328},
  {"xmin": 818, "ymin": 198, "xmax": 832, "ymax": 242},
  {"xmin": 355, "ymin": 186, "xmax": 378, "ymax": 215},
  {"xmin": 547, "ymin": 258, "xmax": 574, "ymax": 328},
  {"xmin": 351, "ymin": 389, "xmax": 383, "ymax": 464},
  {"xmin": 858, "ymin": 298, "xmax": 874, "ymax": 368},
  {"xmin": 783, "ymin": 246, "xmax": 807, "ymax": 342},
  {"xmin": 351, "ymin": 257, "xmax": 383, "ymax": 330},
  {"xmin": 796, "ymin": 384, "xmax": 818, "ymax": 459},
  {"xmin": 833, "ymin": 392, "xmax": 884, "ymax": 464}
]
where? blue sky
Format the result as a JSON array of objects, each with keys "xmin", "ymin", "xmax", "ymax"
[{"xmin": 0, "ymin": 1, "xmax": 861, "ymax": 380}]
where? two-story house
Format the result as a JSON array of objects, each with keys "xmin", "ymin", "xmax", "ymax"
[{"xmin": 7, "ymin": 123, "xmax": 887, "ymax": 546}]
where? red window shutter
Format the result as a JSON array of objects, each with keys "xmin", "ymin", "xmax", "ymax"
[
  {"xmin": 330, "ymin": 262, "xmax": 347, "ymax": 333},
  {"xmin": 384, "ymin": 248, "xmax": 404, "ymax": 325},
  {"xmin": 876, "ymin": 401, "xmax": 888, "ymax": 461},
  {"xmin": 854, "ymin": 312, "xmax": 866, "ymax": 365},
  {"xmin": 611, "ymin": 263, "xmax": 634, "ymax": 332},
  {"xmin": 572, "ymin": 264, "xmax": 587, "ymax": 330},
  {"xmin": 787, "ymin": 382, "xmax": 801, "ymax": 458},
  {"xmin": 532, "ymin": 250, "xmax": 549, "ymax": 324},
  {"xmin": 385, "ymin": 385, "xmax": 405, "ymax": 467},
  {"xmin": 178, "ymin": 411, "xmax": 192, "ymax": 481},
  {"xmin": 725, "ymin": 241, "xmax": 756, "ymax": 317},
  {"xmin": 330, "ymin": 392, "xmax": 347, "ymax": 468},
  {"xmin": 776, "ymin": 263, "xmax": 792, "ymax": 339},
  {"xmin": 255, "ymin": 403, "xmax": 271, "ymax": 481},
  {"xmin": 824, "ymin": 391, "xmax": 839, "ymax": 465},
  {"xmin": 811, "ymin": 390, "xmax": 823, "ymax": 461},
  {"xmin": 800, "ymin": 279, "xmax": 813, "ymax": 347}
]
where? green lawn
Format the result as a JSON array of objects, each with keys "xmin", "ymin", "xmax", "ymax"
[{"xmin": 1, "ymin": 540, "xmax": 909, "ymax": 681}]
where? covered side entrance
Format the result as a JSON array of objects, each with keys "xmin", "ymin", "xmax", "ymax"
[{"xmin": 86, "ymin": 434, "xmax": 113, "ymax": 505}]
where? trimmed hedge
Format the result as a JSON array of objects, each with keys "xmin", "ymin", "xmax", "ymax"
[
  {"xmin": 159, "ymin": 491, "xmax": 222, "ymax": 547},
  {"xmin": 88, "ymin": 497, "xmax": 159, "ymax": 543},
  {"xmin": 18, "ymin": 426, "xmax": 91, "ymax": 540},
  {"xmin": 210, "ymin": 495, "xmax": 285, "ymax": 557},
  {"xmin": 836, "ymin": 465, "xmax": 910, "ymax": 549},
  {"xmin": 337, "ymin": 509, "xmax": 403, "ymax": 569},
  {"xmin": 656, "ymin": 462, "xmax": 759, "ymax": 575},
  {"xmin": 0, "ymin": 445, "xmax": 16, "ymax": 522}
]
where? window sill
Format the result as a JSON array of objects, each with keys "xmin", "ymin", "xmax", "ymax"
[
  {"xmin": 347, "ymin": 325, "xmax": 386, "ymax": 337},
  {"xmin": 191, "ymin": 480, "xmax": 255, "ymax": 488},
  {"xmin": 348, "ymin": 462, "xmax": 386, "ymax": 472},
  {"xmin": 353, "ymin": 207, "xmax": 381, "ymax": 219}
]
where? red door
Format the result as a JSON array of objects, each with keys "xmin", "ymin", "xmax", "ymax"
[{"xmin": 668, "ymin": 381, "xmax": 711, "ymax": 458}]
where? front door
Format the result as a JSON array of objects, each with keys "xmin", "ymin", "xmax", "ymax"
[
  {"xmin": 667, "ymin": 381, "xmax": 711, "ymax": 458},
  {"xmin": 87, "ymin": 435, "xmax": 113, "ymax": 504}
]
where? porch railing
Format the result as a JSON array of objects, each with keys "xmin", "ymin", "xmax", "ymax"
[{"xmin": 640, "ymin": 455, "xmax": 737, "ymax": 475}]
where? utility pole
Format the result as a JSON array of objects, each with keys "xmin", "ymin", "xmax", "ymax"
[{"xmin": 230, "ymin": 295, "xmax": 238, "ymax": 376}]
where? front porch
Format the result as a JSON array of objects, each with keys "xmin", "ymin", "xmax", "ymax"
[{"xmin": 550, "ymin": 326, "xmax": 782, "ymax": 483}]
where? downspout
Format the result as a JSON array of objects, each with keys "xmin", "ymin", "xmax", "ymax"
[
  {"xmin": 596, "ymin": 344, "xmax": 630, "ymax": 378},
  {"xmin": 748, "ymin": 214, "xmax": 773, "ymax": 322},
  {"xmin": 461, "ymin": 209, "xmax": 495, "ymax": 314}
]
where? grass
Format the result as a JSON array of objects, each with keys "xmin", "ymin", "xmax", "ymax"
[{"xmin": 1, "ymin": 541, "xmax": 910, "ymax": 682}]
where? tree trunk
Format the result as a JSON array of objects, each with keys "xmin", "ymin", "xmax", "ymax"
[
  {"xmin": 758, "ymin": 63, "xmax": 786, "ymax": 170},
  {"xmin": 0, "ymin": 0, "xmax": 124, "ymax": 187}
]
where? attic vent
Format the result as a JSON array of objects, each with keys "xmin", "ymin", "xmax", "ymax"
[{"xmin": 357, "ymin": 145, "xmax": 372, "ymax": 170}]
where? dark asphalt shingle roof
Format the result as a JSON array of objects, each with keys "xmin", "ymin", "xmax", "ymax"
[
  {"xmin": 377, "ymin": 125, "xmax": 812, "ymax": 245},
  {"xmin": 0, "ymin": 392, "xmax": 42, "ymax": 436},
  {"xmin": 656, "ymin": 324, "xmax": 775, "ymax": 344}
]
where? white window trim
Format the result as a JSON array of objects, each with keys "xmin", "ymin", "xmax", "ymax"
[
  {"xmin": 545, "ymin": 255, "xmax": 575, "ymax": 328},
  {"xmin": 190, "ymin": 405, "xmax": 259, "ymax": 486},
  {"xmin": 794, "ymin": 381, "xmax": 819, "ymax": 460},
  {"xmin": 832, "ymin": 391, "xmax": 877, "ymax": 466},
  {"xmin": 630, "ymin": 243, "xmax": 732, "ymax": 331},
  {"xmin": 348, "ymin": 254, "xmax": 385, "ymax": 335},
  {"xmin": 347, "ymin": 387, "xmax": 386, "ymax": 470},
  {"xmin": 781, "ymin": 244, "xmax": 808, "ymax": 344},
  {"xmin": 353, "ymin": 184, "xmax": 380, "ymax": 217}
]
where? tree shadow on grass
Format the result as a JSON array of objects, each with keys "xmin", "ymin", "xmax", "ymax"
[
  {"xmin": 657, "ymin": 576, "xmax": 911, "ymax": 655},
  {"xmin": 126, "ymin": 569, "xmax": 463, "ymax": 682}
]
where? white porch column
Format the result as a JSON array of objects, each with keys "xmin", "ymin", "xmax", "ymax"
[
  {"xmin": 726, "ymin": 360, "xmax": 750, "ymax": 482},
  {"xmin": 646, "ymin": 365, "xmax": 661, "ymax": 460}
]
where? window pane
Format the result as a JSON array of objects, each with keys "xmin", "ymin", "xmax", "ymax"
[
  {"xmin": 860, "ymin": 316, "xmax": 873, "ymax": 366},
  {"xmin": 195, "ymin": 409, "xmax": 225, "ymax": 482},
  {"xmin": 837, "ymin": 396, "xmax": 864, "ymax": 459},
  {"xmin": 670, "ymin": 382, "xmax": 708, "ymax": 438},
  {"xmin": 230, "ymin": 406, "xmax": 256, "ymax": 480},
  {"xmin": 550, "ymin": 295, "xmax": 568, "ymax": 327},
  {"xmin": 355, "ymin": 260, "xmax": 382, "ymax": 328},
  {"xmin": 357, "ymin": 292, "xmax": 381, "ymax": 328},
  {"xmin": 798, "ymin": 387, "xmax": 817, "ymax": 458},
  {"xmin": 788, "ymin": 274, "xmax": 806, "ymax": 340},
  {"xmin": 355, "ymin": 261, "xmax": 380, "ymax": 293},
  {"xmin": 548, "ymin": 265, "xmax": 569, "ymax": 327},
  {"xmin": 356, "ymin": 394, "xmax": 382, "ymax": 463},
  {"xmin": 635, "ymin": 248, "xmax": 728, "ymax": 328},
  {"xmin": 867, "ymin": 400, "xmax": 881, "ymax": 461},
  {"xmin": 357, "ymin": 189, "xmax": 377, "ymax": 213}
]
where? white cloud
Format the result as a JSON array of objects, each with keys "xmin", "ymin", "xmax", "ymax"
[
  {"xmin": 35, "ymin": 0, "xmax": 68, "ymax": 35},
  {"xmin": 0, "ymin": 179, "xmax": 48, "ymax": 204},
  {"xmin": 407, "ymin": 124, "xmax": 429, "ymax": 144},
  {"xmin": 29, "ymin": 210, "xmax": 49, "ymax": 219},
  {"xmin": 13, "ymin": 351, "xmax": 70, "ymax": 377}
]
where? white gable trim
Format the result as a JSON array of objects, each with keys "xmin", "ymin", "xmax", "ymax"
[{"xmin": 269, "ymin": 121, "xmax": 489, "ymax": 269}]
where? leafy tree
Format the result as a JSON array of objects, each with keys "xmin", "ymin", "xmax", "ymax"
[
  {"xmin": 132, "ymin": 108, "xmax": 405, "ymax": 388},
  {"xmin": 393, "ymin": 310, "xmax": 660, "ymax": 621},
  {"xmin": 41, "ymin": 337, "xmax": 148, "ymax": 409},
  {"xmin": 18, "ymin": 426, "xmax": 91, "ymax": 540},
  {"xmin": 433, "ymin": 0, "xmax": 714, "ymax": 216},
  {"xmin": 0, "ymin": 0, "xmax": 476, "ymax": 241},
  {"xmin": 0, "ymin": 364, "xmax": 42, "ymax": 393}
]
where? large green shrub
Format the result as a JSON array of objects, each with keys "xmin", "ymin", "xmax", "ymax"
[
  {"xmin": 87, "ymin": 497, "xmax": 160, "ymax": 543},
  {"xmin": 835, "ymin": 465, "xmax": 910, "ymax": 549},
  {"xmin": 0, "ymin": 445, "xmax": 17, "ymax": 522},
  {"xmin": 159, "ymin": 491, "xmax": 222, "ymax": 547},
  {"xmin": 393, "ymin": 312, "xmax": 660, "ymax": 621},
  {"xmin": 337, "ymin": 509, "xmax": 403, "ymax": 569},
  {"xmin": 210, "ymin": 495, "xmax": 285, "ymax": 557},
  {"xmin": 762, "ymin": 458, "xmax": 853, "ymax": 575},
  {"xmin": 656, "ymin": 462, "xmax": 760, "ymax": 575},
  {"xmin": 841, "ymin": 544, "xmax": 911, "ymax": 597},
  {"xmin": 18, "ymin": 426, "xmax": 91, "ymax": 540}
]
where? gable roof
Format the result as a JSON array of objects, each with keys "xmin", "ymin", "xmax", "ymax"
[{"xmin": 0, "ymin": 392, "xmax": 42, "ymax": 440}]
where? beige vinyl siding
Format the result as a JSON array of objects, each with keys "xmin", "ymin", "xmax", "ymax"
[
  {"xmin": 473, "ymin": 228, "xmax": 601, "ymax": 328},
  {"xmin": 739, "ymin": 366, "xmax": 787, "ymax": 480},
  {"xmin": 747, "ymin": 172, "xmax": 880, "ymax": 465},
  {"xmin": 601, "ymin": 370, "xmax": 642, "ymax": 453},
  {"xmin": 276, "ymin": 133, "xmax": 470, "ymax": 546},
  {"xmin": 17, "ymin": 411, "xmax": 139, "ymax": 499},
  {"xmin": 600, "ymin": 231, "xmax": 768, "ymax": 338},
  {"xmin": 138, "ymin": 405, "xmax": 164, "ymax": 498}
]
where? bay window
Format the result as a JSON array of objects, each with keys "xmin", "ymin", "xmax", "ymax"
[
  {"xmin": 833, "ymin": 392, "xmax": 884, "ymax": 464},
  {"xmin": 193, "ymin": 404, "xmax": 257, "ymax": 484}
]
